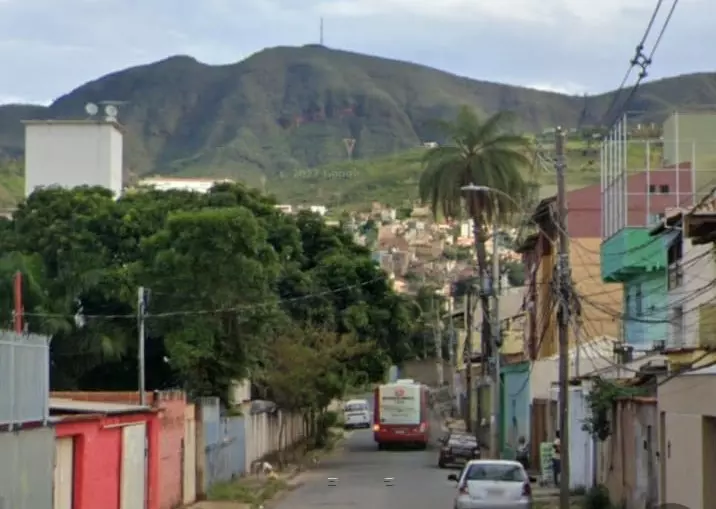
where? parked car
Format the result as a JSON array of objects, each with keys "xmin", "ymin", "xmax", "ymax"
[
  {"xmin": 438, "ymin": 431, "xmax": 480, "ymax": 468},
  {"xmin": 343, "ymin": 399, "xmax": 371, "ymax": 429},
  {"xmin": 447, "ymin": 459, "xmax": 533, "ymax": 509}
]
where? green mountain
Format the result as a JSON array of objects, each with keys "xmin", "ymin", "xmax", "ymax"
[{"xmin": 1, "ymin": 45, "xmax": 716, "ymax": 194}]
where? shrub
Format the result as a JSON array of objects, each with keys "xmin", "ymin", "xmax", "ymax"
[{"xmin": 583, "ymin": 485, "xmax": 611, "ymax": 509}]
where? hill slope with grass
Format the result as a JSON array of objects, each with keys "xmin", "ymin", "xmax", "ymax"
[
  {"xmin": 269, "ymin": 140, "xmax": 665, "ymax": 211},
  {"xmin": 2, "ymin": 46, "xmax": 715, "ymax": 186}
]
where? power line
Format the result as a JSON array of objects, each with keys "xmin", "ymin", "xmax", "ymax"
[{"xmin": 601, "ymin": 0, "xmax": 679, "ymax": 128}]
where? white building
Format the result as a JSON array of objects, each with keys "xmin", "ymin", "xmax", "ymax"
[
  {"xmin": 138, "ymin": 177, "xmax": 233, "ymax": 193},
  {"xmin": 666, "ymin": 220, "xmax": 716, "ymax": 350},
  {"xmin": 309, "ymin": 205, "xmax": 327, "ymax": 216},
  {"xmin": 24, "ymin": 120, "xmax": 123, "ymax": 197},
  {"xmin": 380, "ymin": 208, "xmax": 397, "ymax": 223},
  {"xmin": 275, "ymin": 204, "xmax": 293, "ymax": 214}
]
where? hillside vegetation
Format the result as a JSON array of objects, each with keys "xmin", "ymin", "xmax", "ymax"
[
  {"xmin": 268, "ymin": 139, "xmax": 668, "ymax": 210},
  {"xmin": 2, "ymin": 45, "xmax": 716, "ymax": 186},
  {"xmin": 0, "ymin": 137, "xmax": 671, "ymax": 211}
]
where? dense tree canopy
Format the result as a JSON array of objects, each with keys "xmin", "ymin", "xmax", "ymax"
[{"xmin": 0, "ymin": 183, "xmax": 425, "ymax": 401}]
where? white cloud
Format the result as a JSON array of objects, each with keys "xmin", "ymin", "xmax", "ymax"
[
  {"xmin": 528, "ymin": 83, "xmax": 588, "ymax": 96},
  {"xmin": 0, "ymin": 0, "xmax": 710, "ymax": 105},
  {"xmin": 0, "ymin": 95, "xmax": 50, "ymax": 105}
]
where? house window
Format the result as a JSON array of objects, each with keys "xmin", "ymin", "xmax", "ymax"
[
  {"xmin": 635, "ymin": 284, "xmax": 643, "ymax": 316},
  {"xmin": 648, "ymin": 213, "xmax": 665, "ymax": 225},
  {"xmin": 648, "ymin": 184, "xmax": 657, "ymax": 194},
  {"xmin": 660, "ymin": 184, "xmax": 670, "ymax": 194}
]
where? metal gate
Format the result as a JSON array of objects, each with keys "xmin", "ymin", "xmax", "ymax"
[
  {"xmin": 120, "ymin": 424, "xmax": 147, "ymax": 509},
  {"xmin": 53, "ymin": 438, "xmax": 74, "ymax": 509},
  {"xmin": 182, "ymin": 406, "xmax": 197, "ymax": 505}
]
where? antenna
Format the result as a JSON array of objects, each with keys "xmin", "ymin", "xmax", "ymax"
[
  {"xmin": 320, "ymin": 17, "xmax": 324, "ymax": 46},
  {"xmin": 98, "ymin": 100, "xmax": 128, "ymax": 122},
  {"xmin": 104, "ymin": 104, "xmax": 118, "ymax": 122},
  {"xmin": 84, "ymin": 102, "xmax": 99, "ymax": 118}
]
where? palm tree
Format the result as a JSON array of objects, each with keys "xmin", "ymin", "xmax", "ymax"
[{"xmin": 418, "ymin": 106, "xmax": 531, "ymax": 361}]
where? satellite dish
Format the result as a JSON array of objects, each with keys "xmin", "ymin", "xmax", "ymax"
[
  {"xmin": 85, "ymin": 102, "xmax": 98, "ymax": 116},
  {"xmin": 104, "ymin": 104, "xmax": 118, "ymax": 119}
]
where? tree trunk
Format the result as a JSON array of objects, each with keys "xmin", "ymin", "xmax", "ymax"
[{"xmin": 472, "ymin": 219, "xmax": 491, "ymax": 441}]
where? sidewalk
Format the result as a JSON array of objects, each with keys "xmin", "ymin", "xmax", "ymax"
[{"xmin": 190, "ymin": 503, "xmax": 249, "ymax": 509}]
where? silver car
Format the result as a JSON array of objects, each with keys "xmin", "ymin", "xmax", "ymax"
[{"xmin": 447, "ymin": 459, "xmax": 532, "ymax": 508}]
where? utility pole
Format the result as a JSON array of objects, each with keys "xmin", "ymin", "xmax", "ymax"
[
  {"xmin": 448, "ymin": 298, "xmax": 455, "ymax": 401},
  {"xmin": 432, "ymin": 295, "xmax": 444, "ymax": 387},
  {"xmin": 465, "ymin": 289, "xmax": 474, "ymax": 432},
  {"xmin": 13, "ymin": 271, "xmax": 23, "ymax": 334},
  {"xmin": 555, "ymin": 127, "xmax": 571, "ymax": 508},
  {"xmin": 489, "ymin": 212, "xmax": 501, "ymax": 458},
  {"xmin": 138, "ymin": 287, "xmax": 148, "ymax": 405}
]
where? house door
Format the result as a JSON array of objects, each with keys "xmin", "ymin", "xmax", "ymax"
[
  {"xmin": 120, "ymin": 423, "xmax": 147, "ymax": 509},
  {"xmin": 182, "ymin": 411, "xmax": 197, "ymax": 504},
  {"xmin": 53, "ymin": 437, "xmax": 74, "ymax": 509}
]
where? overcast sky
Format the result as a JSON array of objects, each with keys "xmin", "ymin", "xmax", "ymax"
[{"xmin": 0, "ymin": 0, "xmax": 712, "ymax": 105}]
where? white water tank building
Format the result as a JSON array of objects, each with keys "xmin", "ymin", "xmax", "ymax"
[{"xmin": 23, "ymin": 120, "xmax": 124, "ymax": 197}]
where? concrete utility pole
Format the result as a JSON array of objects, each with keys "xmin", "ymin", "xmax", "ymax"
[
  {"xmin": 489, "ymin": 210, "xmax": 501, "ymax": 458},
  {"xmin": 138, "ymin": 286, "xmax": 148, "ymax": 405},
  {"xmin": 555, "ymin": 127, "xmax": 571, "ymax": 508},
  {"xmin": 432, "ymin": 295, "xmax": 444, "ymax": 386},
  {"xmin": 464, "ymin": 289, "xmax": 474, "ymax": 432}
]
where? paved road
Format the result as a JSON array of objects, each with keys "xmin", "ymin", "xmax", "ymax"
[{"xmin": 274, "ymin": 427, "xmax": 458, "ymax": 509}]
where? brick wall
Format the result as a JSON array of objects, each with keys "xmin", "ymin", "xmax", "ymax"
[{"xmin": 52, "ymin": 391, "xmax": 188, "ymax": 509}]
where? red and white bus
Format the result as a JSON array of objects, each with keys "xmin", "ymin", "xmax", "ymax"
[{"xmin": 373, "ymin": 379, "xmax": 430, "ymax": 449}]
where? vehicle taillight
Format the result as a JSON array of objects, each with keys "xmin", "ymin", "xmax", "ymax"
[
  {"xmin": 522, "ymin": 482, "xmax": 532, "ymax": 496},
  {"xmin": 373, "ymin": 424, "xmax": 380, "ymax": 432},
  {"xmin": 458, "ymin": 484, "xmax": 468, "ymax": 495}
]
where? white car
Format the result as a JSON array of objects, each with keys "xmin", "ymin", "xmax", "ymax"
[
  {"xmin": 447, "ymin": 459, "xmax": 533, "ymax": 509},
  {"xmin": 343, "ymin": 399, "xmax": 371, "ymax": 429}
]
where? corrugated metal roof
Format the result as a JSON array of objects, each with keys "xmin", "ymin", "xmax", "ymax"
[{"xmin": 49, "ymin": 398, "xmax": 151, "ymax": 415}]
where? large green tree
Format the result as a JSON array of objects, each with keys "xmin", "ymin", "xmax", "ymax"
[
  {"xmin": 418, "ymin": 107, "xmax": 530, "ymax": 358},
  {"xmin": 0, "ymin": 182, "xmax": 417, "ymax": 399}
]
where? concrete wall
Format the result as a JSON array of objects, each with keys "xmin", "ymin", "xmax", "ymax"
[
  {"xmin": 658, "ymin": 372, "xmax": 716, "ymax": 507},
  {"xmin": 54, "ymin": 411, "xmax": 161, "ymax": 509},
  {"xmin": 155, "ymin": 393, "xmax": 186, "ymax": 509},
  {"xmin": 52, "ymin": 390, "xmax": 186, "ymax": 509},
  {"xmin": 571, "ymin": 238, "xmax": 622, "ymax": 340},
  {"xmin": 24, "ymin": 121, "xmax": 123, "ymax": 197},
  {"xmin": 0, "ymin": 426, "xmax": 54, "ymax": 509},
  {"xmin": 500, "ymin": 362, "xmax": 530, "ymax": 457},
  {"xmin": 624, "ymin": 270, "xmax": 669, "ymax": 347},
  {"xmin": 596, "ymin": 398, "xmax": 658, "ymax": 509},
  {"xmin": 52, "ymin": 391, "xmax": 309, "ymax": 506},
  {"xmin": 668, "ymin": 237, "xmax": 716, "ymax": 349},
  {"xmin": 401, "ymin": 358, "xmax": 452, "ymax": 387},
  {"xmin": 243, "ymin": 410, "xmax": 306, "ymax": 471},
  {"xmin": 663, "ymin": 113, "xmax": 716, "ymax": 171}
]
